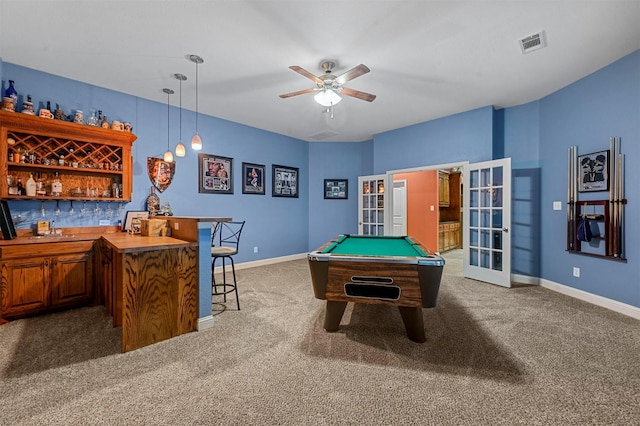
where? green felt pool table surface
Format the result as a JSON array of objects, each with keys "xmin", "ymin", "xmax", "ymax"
[{"xmin": 321, "ymin": 235, "xmax": 429, "ymax": 258}]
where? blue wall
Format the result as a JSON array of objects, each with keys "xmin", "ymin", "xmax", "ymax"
[
  {"xmin": 372, "ymin": 106, "xmax": 494, "ymax": 173},
  {"xmin": 536, "ymin": 50, "xmax": 639, "ymax": 306},
  {"xmin": 1, "ymin": 63, "xmax": 310, "ymax": 263}
]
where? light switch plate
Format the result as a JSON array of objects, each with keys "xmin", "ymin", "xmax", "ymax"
[
  {"xmin": 553, "ymin": 201, "xmax": 562, "ymax": 210},
  {"xmin": 99, "ymin": 220, "xmax": 110, "ymax": 226}
]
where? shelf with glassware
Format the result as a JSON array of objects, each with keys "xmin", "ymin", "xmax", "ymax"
[{"xmin": 1, "ymin": 110, "xmax": 136, "ymax": 201}]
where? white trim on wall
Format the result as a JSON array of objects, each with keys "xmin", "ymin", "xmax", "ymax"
[{"xmin": 540, "ymin": 278, "xmax": 640, "ymax": 320}]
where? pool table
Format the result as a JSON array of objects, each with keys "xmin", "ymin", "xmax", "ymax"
[{"xmin": 308, "ymin": 234, "xmax": 445, "ymax": 343}]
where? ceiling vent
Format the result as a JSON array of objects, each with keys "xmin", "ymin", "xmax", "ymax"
[
  {"xmin": 519, "ymin": 30, "xmax": 546, "ymax": 54},
  {"xmin": 308, "ymin": 130, "xmax": 339, "ymax": 140}
]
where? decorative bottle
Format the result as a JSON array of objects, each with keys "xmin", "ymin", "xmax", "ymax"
[
  {"xmin": 26, "ymin": 173, "xmax": 37, "ymax": 197},
  {"xmin": 52, "ymin": 172, "xmax": 63, "ymax": 196},
  {"xmin": 36, "ymin": 172, "xmax": 46, "ymax": 196},
  {"xmin": 17, "ymin": 177, "xmax": 24, "ymax": 196},
  {"xmin": 5, "ymin": 80, "xmax": 18, "ymax": 102}
]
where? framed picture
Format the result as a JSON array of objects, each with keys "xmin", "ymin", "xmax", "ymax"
[
  {"xmin": 272, "ymin": 164, "xmax": 299, "ymax": 198},
  {"xmin": 242, "ymin": 162, "xmax": 265, "ymax": 195},
  {"xmin": 578, "ymin": 150, "xmax": 609, "ymax": 192},
  {"xmin": 198, "ymin": 153, "xmax": 233, "ymax": 194},
  {"xmin": 123, "ymin": 211, "xmax": 149, "ymax": 233},
  {"xmin": 324, "ymin": 179, "xmax": 348, "ymax": 199}
]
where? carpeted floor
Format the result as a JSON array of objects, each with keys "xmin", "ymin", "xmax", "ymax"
[{"xmin": 0, "ymin": 254, "xmax": 638, "ymax": 425}]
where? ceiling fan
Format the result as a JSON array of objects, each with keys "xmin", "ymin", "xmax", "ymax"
[{"xmin": 279, "ymin": 60, "xmax": 376, "ymax": 106}]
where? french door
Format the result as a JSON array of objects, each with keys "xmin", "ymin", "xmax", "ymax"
[
  {"xmin": 357, "ymin": 174, "xmax": 387, "ymax": 235},
  {"xmin": 463, "ymin": 158, "xmax": 512, "ymax": 287}
]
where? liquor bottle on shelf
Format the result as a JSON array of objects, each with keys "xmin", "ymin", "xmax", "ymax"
[
  {"xmin": 51, "ymin": 172, "xmax": 63, "ymax": 196},
  {"xmin": 17, "ymin": 177, "xmax": 25, "ymax": 196},
  {"xmin": 36, "ymin": 172, "xmax": 46, "ymax": 196},
  {"xmin": 26, "ymin": 173, "xmax": 37, "ymax": 197}
]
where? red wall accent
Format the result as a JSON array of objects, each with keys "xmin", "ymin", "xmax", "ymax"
[{"xmin": 394, "ymin": 170, "xmax": 439, "ymax": 251}]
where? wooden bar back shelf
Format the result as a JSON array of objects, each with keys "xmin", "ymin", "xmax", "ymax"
[{"xmin": 1, "ymin": 110, "xmax": 136, "ymax": 201}]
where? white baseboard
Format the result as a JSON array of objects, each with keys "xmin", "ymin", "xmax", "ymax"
[
  {"xmin": 512, "ymin": 273, "xmax": 540, "ymax": 285},
  {"xmin": 197, "ymin": 315, "xmax": 215, "ymax": 331},
  {"xmin": 213, "ymin": 252, "xmax": 307, "ymax": 273},
  {"xmin": 540, "ymin": 278, "xmax": 640, "ymax": 320}
]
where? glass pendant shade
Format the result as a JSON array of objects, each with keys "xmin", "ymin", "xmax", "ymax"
[
  {"xmin": 164, "ymin": 150, "xmax": 174, "ymax": 162},
  {"xmin": 175, "ymin": 141, "xmax": 186, "ymax": 157},
  {"xmin": 314, "ymin": 89, "xmax": 342, "ymax": 107},
  {"xmin": 191, "ymin": 133, "xmax": 203, "ymax": 150}
]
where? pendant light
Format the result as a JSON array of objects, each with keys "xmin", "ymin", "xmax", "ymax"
[
  {"xmin": 162, "ymin": 88, "xmax": 174, "ymax": 162},
  {"xmin": 188, "ymin": 54, "xmax": 204, "ymax": 151},
  {"xmin": 173, "ymin": 73, "xmax": 187, "ymax": 157}
]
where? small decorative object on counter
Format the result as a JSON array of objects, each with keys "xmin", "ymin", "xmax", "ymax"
[
  {"xmin": 4, "ymin": 80, "xmax": 18, "ymax": 102},
  {"xmin": 146, "ymin": 186, "xmax": 160, "ymax": 215},
  {"xmin": 73, "ymin": 110, "xmax": 84, "ymax": 124},
  {"xmin": 21, "ymin": 95, "xmax": 35, "ymax": 115}
]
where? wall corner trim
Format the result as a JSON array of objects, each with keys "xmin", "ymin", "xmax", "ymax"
[{"xmin": 197, "ymin": 315, "xmax": 215, "ymax": 331}]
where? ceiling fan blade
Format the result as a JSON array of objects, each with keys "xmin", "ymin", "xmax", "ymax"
[
  {"xmin": 279, "ymin": 87, "xmax": 316, "ymax": 99},
  {"xmin": 289, "ymin": 66, "xmax": 323, "ymax": 83},
  {"xmin": 341, "ymin": 87, "xmax": 376, "ymax": 102},
  {"xmin": 335, "ymin": 64, "xmax": 370, "ymax": 85}
]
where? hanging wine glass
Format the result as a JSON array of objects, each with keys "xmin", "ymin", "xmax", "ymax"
[
  {"xmin": 118, "ymin": 202, "xmax": 125, "ymax": 216},
  {"xmin": 55, "ymin": 200, "xmax": 61, "ymax": 216},
  {"xmin": 69, "ymin": 201, "xmax": 75, "ymax": 216},
  {"xmin": 40, "ymin": 201, "xmax": 47, "ymax": 217},
  {"xmin": 81, "ymin": 201, "xmax": 88, "ymax": 216},
  {"xmin": 106, "ymin": 202, "xmax": 114, "ymax": 218},
  {"xmin": 94, "ymin": 201, "xmax": 102, "ymax": 216}
]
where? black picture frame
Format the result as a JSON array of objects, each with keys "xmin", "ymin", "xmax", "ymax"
[
  {"xmin": 198, "ymin": 153, "xmax": 233, "ymax": 194},
  {"xmin": 0, "ymin": 200, "xmax": 17, "ymax": 240},
  {"xmin": 242, "ymin": 162, "xmax": 266, "ymax": 195},
  {"xmin": 578, "ymin": 150, "xmax": 609, "ymax": 192},
  {"xmin": 324, "ymin": 179, "xmax": 348, "ymax": 199},
  {"xmin": 272, "ymin": 164, "xmax": 299, "ymax": 198},
  {"xmin": 123, "ymin": 210, "xmax": 149, "ymax": 233}
]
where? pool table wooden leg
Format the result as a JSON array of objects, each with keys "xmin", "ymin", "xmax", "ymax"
[
  {"xmin": 324, "ymin": 301, "xmax": 348, "ymax": 332},
  {"xmin": 398, "ymin": 306, "xmax": 426, "ymax": 343}
]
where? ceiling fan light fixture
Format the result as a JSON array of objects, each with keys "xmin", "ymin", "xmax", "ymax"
[{"xmin": 314, "ymin": 89, "xmax": 342, "ymax": 107}]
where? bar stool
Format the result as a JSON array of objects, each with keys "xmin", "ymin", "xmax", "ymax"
[{"xmin": 211, "ymin": 221, "xmax": 245, "ymax": 310}]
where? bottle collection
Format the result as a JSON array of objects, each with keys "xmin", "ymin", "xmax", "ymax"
[
  {"xmin": 2, "ymin": 79, "xmax": 132, "ymax": 132},
  {"xmin": 7, "ymin": 170, "xmax": 122, "ymax": 200}
]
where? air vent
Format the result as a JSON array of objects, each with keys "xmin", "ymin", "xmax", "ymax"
[
  {"xmin": 519, "ymin": 30, "xmax": 546, "ymax": 54},
  {"xmin": 308, "ymin": 130, "xmax": 339, "ymax": 140}
]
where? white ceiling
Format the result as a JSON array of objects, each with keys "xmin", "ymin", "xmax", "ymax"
[{"xmin": 2, "ymin": 1, "xmax": 639, "ymax": 142}]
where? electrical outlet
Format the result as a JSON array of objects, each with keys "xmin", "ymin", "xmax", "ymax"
[
  {"xmin": 553, "ymin": 201, "xmax": 562, "ymax": 210},
  {"xmin": 573, "ymin": 267, "xmax": 580, "ymax": 278},
  {"xmin": 99, "ymin": 220, "xmax": 110, "ymax": 226},
  {"xmin": 253, "ymin": 246, "xmax": 258, "ymax": 254},
  {"xmin": 174, "ymin": 222, "xmax": 179, "ymax": 230}
]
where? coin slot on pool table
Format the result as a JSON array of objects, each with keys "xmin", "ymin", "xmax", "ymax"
[{"xmin": 344, "ymin": 282, "xmax": 401, "ymax": 301}]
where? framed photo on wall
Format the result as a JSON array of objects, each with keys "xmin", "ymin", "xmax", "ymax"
[
  {"xmin": 242, "ymin": 162, "xmax": 265, "ymax": 195},
  {"xmin": 198, "ymin": 153, "xmax": 233, "ymax": 194},
  {"xmin": 324, "ymin": 179, "xmax": 348, "ymax": 199},
  {"xmin": 123, "ymin": 211, "xmax": 149, "ymax": 233},
  {"xmin": 578, "ymin": 150, "xmax": 609, "ymax": 192},
  {"xmin": 272, "ymin": 164, "xmax": 299, "ymax": 198}
]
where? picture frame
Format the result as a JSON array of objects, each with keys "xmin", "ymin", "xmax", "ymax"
[
  {"xmin": 123, "ymin": 211, "xmax": 149, "ymax": 233},
  {"xmin": 242, "ymin": 162, "xmax": 266, "ymax": 195},
  {"xmin": 272, "ymin": 164, "xmax": 299, "ymax": 198},
  {"xmin": 324, "ymin": 179, "xmax": 348, "ymax": 199},
  {"xmin": 578, "ymin": 150, "xmax": 609, "ymax": 192},
  {"xmin": 198, "ymin": 153, "xmax": 233, "ymax": 194}
]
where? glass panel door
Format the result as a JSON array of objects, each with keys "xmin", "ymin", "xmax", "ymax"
[
  {"xmin": 463, "ymin": 158, "xmax": 511, "ymax": 287},
  {"xmin": 358, "ymin": 174, "xmax": 386, "ymax": 235}
]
